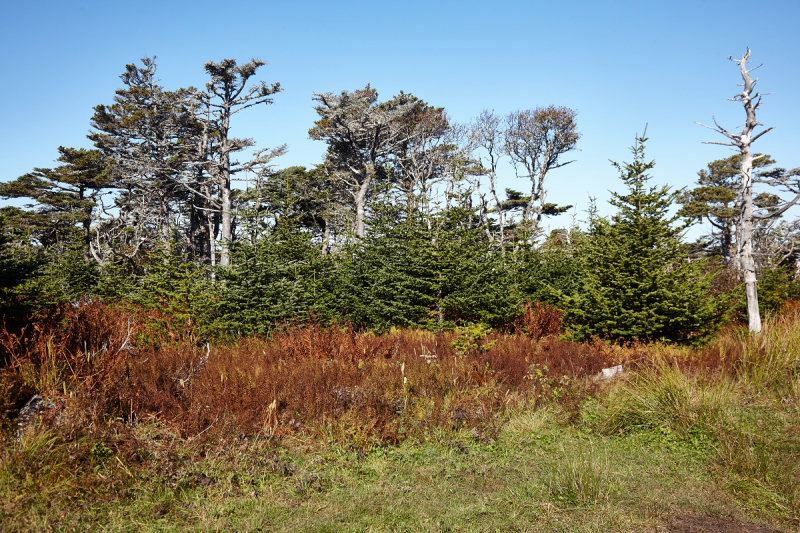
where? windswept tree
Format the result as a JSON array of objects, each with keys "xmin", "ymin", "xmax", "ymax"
[
  {"xmin": 90, "ymin": 57, "xmax": 201, "ymax": 262},
  {"xmin": 309, "ymin": 86, "xmax": 414, "ymax": 238},
  {"xmin": 504, "ymin": 106, "xmax": 579, "ymax": 233},
  {"xmin": 241, "ymin": 164, "xmax": 341, "ymax": 246},
  {"xmin": 199, "ymin": 58, "xmax": 283, "ymax": 267},
  {"xmin": 697, "ymin": 49, "xmax": 800, "ymax": 333},
  {"xmin": 0, "ymin": 147, "xmax": 112, "ymax": 261},
  {"xmin": 384, "ymin": 92, "xmax": 458, "ymax": 226}
]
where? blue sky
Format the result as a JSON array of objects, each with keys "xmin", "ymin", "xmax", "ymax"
[{"xmin": 2, "ymin": 0, "xmax": 799, "ymax": 237}]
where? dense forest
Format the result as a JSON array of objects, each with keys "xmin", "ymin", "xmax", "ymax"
[{"xmin": 1, "ymin": 54, "xmax": 798, "ymax": 343}]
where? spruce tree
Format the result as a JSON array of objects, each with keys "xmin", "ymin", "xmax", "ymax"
[
  {"xmin": 514, "ymin": 227, "xmax": 585, "ymax": 308},
  {"xmin": 214, "ymin": 222, "xmax": 327, "ymax": 337},
  {"xmin": 566, "ymin": 134, "xmax": 722, "ymax": 345},
  {"xmin": 431, "ymin": 204, "xmax": 517, "ymax": 327},
  {"xmin": 0, "ymin": 210, "xmax": 40, "ymax": 311},
  {"xmin": 324, "ymin": 202, "xmax": 437, "ymax": 330},
  {"xmin": 324, "ymin": 193, "xmax": 517, "ymax": 331}
]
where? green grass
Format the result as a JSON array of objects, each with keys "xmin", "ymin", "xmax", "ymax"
[{"xmin": 3, "ymin": 401, "xmax": 795, "ymax": 532}]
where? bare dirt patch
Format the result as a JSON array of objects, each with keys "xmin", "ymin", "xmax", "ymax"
[{"xmin": 667, "ymin": 513, "xmax": 782, "ymax": 533}]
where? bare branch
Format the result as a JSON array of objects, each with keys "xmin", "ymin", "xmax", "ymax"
[{"xmin": 750, "ymin": 127, "xmax": 775, "ymax": 143}]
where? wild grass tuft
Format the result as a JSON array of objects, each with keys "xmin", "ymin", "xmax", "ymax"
[
  {"xmin": 599, "ymin": 363, "xmax": 734, "ymax": 439},
  {"xmin": 736, "ymin": 311, "xmax": 800, "ymax": 394},
  {"xmin": 548, "ymin": 442, "xmax": 611, "ymax": 506}
]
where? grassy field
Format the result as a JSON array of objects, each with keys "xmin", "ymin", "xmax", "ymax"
[{"xmin": 1, "ymin": 303, "xmax": 799, "ymax": 532}]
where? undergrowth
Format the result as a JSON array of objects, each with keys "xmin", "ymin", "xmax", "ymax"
[{"xmin": 1, "ymin": 301, "xmax": 799, "ymax": 531}]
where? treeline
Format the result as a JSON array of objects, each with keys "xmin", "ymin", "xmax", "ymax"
[{"xmin": 1, "ymin": 57, "xmax": 799, "ymax": 344}]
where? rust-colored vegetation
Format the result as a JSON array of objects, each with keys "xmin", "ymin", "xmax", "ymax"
[
  {"xmin": 4, "ymin": 299, "xmax": 798, "ymax": 453},
  {"xmin": 2, "ymin": 300, "xmax": 800, "ymax": 526},
  {"xmin": 0, "ymin": 300, "xmax": 620, "ymax": 450}
]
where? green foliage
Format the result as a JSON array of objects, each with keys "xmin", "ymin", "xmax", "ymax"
[
  {"xmin": 326, "ymin": 201, "xmax": 518, "ymax": 331},
  {"xmin": 755, "ymin": 264, "xmax": 800, "ymax": 314},
  {"xmin": 566, "ymin": 135, "xmax": 723, "ymax": 345},
  {"xmin": 431, "ymin": 205, "xmax": 518, "ymax": 326},
  {"xmin": 450, "ymin": 322, "xmax": 496, "ymax": 356},
  {"xmin": 0, "ymin": 147, "xmax": 112, "ymax": 253},
  {"xmin": 324, "ymin": 204, "xmax": 438, "ymax": 330},
  {"xmin": 724, "ymin": 263, "xmax": 800, "ymax": 321},
  {"xmin": 0, "ymin": 146, "xmax": 112, "ymax": 312},
  {"xmin": 513, "ymin": 230, "xmax": 585, "ymax": 308},
  {"xmin": 14, "ymin": 244, "xmax": 101, "ymax": 307},
  {"xmin": 96, "ymin": 244, "xmax": 215, "ymax": 343},
  {"xmin": 213, "ymin": 223, "xmax": 327, "ymax": 337},
  {"xmin": 0, "ymin": 211, "xmax": 41, "ymax": 310},
  {"xmin": 254, "ymin": 166, "xmax": 330, "ymax": 232}
]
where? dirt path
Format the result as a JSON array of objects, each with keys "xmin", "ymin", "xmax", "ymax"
[{"xmin": 667, "ymin": 513, "xmax": 784, "ymax": 533}]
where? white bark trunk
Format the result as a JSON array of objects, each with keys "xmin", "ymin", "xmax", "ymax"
[
  {"xmin": 739, "ymin": 143, "xmax": 761, "ymax": 333},
  {"xmin": 698, "ymin": 49, "xmax": 772, "ymax": 333},
  {"xmin": 354, "ymin": 169, "xmax": 372, "ymax": 238}
]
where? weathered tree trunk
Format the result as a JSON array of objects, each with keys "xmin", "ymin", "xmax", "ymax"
[
  {"xmin": 218, "ymin": 109, "xmax": 233, "ymax": 267},
  {"xmin": 310, "ymin": 87, "xmax": 415, "ymax": 242},
  {"xmin": 202, "ymin": 58, "xmax": 282, "ymax": 268},
  {"xmin": 79, "ymin": 185, "xmax": 93, "ymax": 262},
  {"xmin": 354, "ymin": 167, "xmax": 372, "ymax": 238},
  {"xmin": 220, "ymin": 173, "xmax": 232, "ymax": 267},
  {"xmin": 354, "ymin": 182, "xmax": 369, "ymax": 238},
  {"xmin": 321, "ymin": 219, "xmax": 331, "ymax": 256},
  {"xmin": 470, "ymin": 111, "xmax": 506, "ymax": 247},
  {"xmin": 522, "ymin": 168, "xmax": 548, "ymax": 232},
  {"xmin": 698, "ymin": 49, "xmax": 774, "ymax": 333},
  {"xmin": 738, "ymin": 142, "xmax": 761, "ymax": 333},
  {"xmin": 488, "ymin": 176, "xmax": 505, "ymax": 248}
]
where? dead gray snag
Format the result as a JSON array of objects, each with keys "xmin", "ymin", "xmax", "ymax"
[
  {"xmin": 469, "ymin": 110, "xmax": 507, "ymax": 246},
  {"xmin": 697, "ymin": 49, "xmax": 800, "ymax": 334}
]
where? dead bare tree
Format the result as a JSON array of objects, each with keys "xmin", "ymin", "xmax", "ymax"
[
  {"xmin": 387, "ymin": 93, "xmax": 455, "ymax": 229},
  {"xmin": 469, "ymin": 110, "xmax": 507, "ymax": 245},
  {"xmin": 697, "ymin": 48, "xmax": 800, "ymax": 333}
]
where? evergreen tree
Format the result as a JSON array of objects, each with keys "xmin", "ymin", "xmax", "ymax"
[
  {"xmin": 0, "ymin": 147, "xmax": 112, "ymax": 261},
  {"xmin": 431, "ymin": 204, "xmax": 517, "ymax": 326},
  {"xmin": 566, "ymin": 134, "xmax": 722, "ymax": 345},
  {"xmin": 514, "ymin": 227, "xmax": 585, "ymax": 308},
  {"xmin": 214, "ymin": 222, "xmax": 327, "ymax": 337},
  {"xmin": 326, "ymin": 198, "xmax": 517, "ymax": 331},
  {"xmin": 0, "ymin": 210, "xmax": 41, "ymax": 311},
  {"xmin": 324, "ymin": 203, "xmax": 437, "ymax": 330},
  {"xmin": 90, "ymin": 57, "xmax": 201, "ymax": 260},
  {"xmin": 99, "ymin": 242, "xmax": 214, "ymax": 328},
  {"xmin": 309, "ymin": 86, "xmax": 415, "ymax": 238},
  {"xmin": 199, "ymin": 58, "xmax": 283, "ymax": 267}
]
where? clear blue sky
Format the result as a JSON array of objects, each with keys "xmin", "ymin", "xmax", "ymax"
[{"xmin": 2, "ymin": 0, "xmax": 799, "ymax": 237}]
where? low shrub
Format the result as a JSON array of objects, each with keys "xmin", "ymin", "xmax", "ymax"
[{"xmin": 0, "ymin": 303, "xmax": 611, "ymax": 449}]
